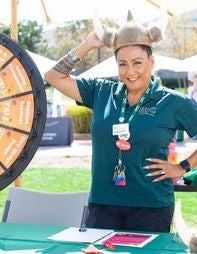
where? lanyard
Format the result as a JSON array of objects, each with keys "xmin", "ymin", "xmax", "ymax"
[
  {"xmin": 113, "ymin": 78, "xmax": 154, "ymax": 186},
  {"xmin": 119, "ymin": 80, "xmax": 153, "ymax": 124}
]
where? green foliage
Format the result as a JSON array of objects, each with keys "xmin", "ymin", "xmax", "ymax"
[
  {"xmin": 46, "ymin": 19, "xmax": 114, "ymax": 74},
  {"xmin": 176, "ymin": 87, "xmax": 187, "ymax": 94},
  {"xmin": 48, "ymin": 20, "xmax": 92, "ymax": 60},
  {"xmin": 66, "ymin": 105, "xmax": 92, "ymax": 133},
  {"xmin": 23, "ymin": 167, "xmax": 91, "ymax": 192},
  {"xmin": 174, "ymin": 192, "xmax": 197, "ymax": 228},
  {"xmin": 154, "ymin": 13, "xmax": 197, "ymax": 59},
  {"xmin": 0, "ymin": 20, "xmax": 49, "ymax": 54}
]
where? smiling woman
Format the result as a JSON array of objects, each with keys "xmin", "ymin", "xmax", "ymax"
[{"xmin": 44, "ymin": 2, "xmax": 197, "ymax": 233}]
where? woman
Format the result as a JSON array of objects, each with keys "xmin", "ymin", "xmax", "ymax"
[
  {"xmin": 44, "ymin": 14, "xmax": 197, "ymax": 232},
  {"xmin": 187, "ymin": 74, "xmax": 197, "ymax": 105}
]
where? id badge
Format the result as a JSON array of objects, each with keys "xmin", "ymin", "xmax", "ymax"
[{"xmin": 112, "ymin": 123, "xmax": 129, "ymax": 136}]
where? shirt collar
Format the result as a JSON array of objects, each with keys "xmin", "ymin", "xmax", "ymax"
[
  {"xmin": 114, "ymin": 82, "xmax": 126, "ymax": 101},
  {"xmin": 149, "ymin": 77, "xmax": 166, "ymax": 101},
  {"xmin": 114, "ymin": 76, "xmax": 165, "ymax": 102}
]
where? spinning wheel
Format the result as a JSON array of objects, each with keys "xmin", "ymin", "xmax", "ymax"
[{"xmin": 0, "ymin": 33, "xmax": 47, "ymax": 190}]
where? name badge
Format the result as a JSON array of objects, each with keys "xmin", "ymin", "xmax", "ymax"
[{"xmin": 112, "ymin": 123, "xmax": 129, "ymax": 136}]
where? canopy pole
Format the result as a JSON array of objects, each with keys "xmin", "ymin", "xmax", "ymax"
[
  {"xmin": 11, "ymin": 0, "xmax": 22, "ymax": 187},
  {"xmin": 10, "ymin": 0, "xmax": 18, "ymax": 41},
  {"xmin": 146, "ymin": 0, "xmax": 173, "ymax": 17},
  {"xmin": 40, "ymin": 0, "xmax": 51, "ymax": 23}
]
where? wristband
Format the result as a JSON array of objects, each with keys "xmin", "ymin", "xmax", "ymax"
[
  {"xmin": 179, "ymin": 159, "xmax": 190, "ymax": 173},
  {"xmin": 53, "ymin": 49, "xmax": 81, "ymax": 75}
]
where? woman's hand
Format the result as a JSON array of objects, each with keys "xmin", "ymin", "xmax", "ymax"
[
  {"xmin": 85, "ymin": 31, "xmax": 105, "ymax": 49},
  {"xmin": 144, "ymin": 158, "xmax": 186, "ymax": 182},
  {"xmin": 70, "ymin": 31, "xmax": 105, "ymax": 64}
]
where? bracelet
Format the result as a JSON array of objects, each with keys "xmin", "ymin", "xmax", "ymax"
[{"xmin": 53, "ymin": 49, "xmax": 81, "ymax": 75}]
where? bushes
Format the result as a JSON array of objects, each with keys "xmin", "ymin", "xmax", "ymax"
[{"xmin": 66, "ymin": 105, "xmax": 92, "ymax": 133}]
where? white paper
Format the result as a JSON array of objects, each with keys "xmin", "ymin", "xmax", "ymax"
[{"xmin": 47, "ymin": 227, "xmax": 113, "ymax": 243}]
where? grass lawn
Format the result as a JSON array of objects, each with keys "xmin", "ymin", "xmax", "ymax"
[{"xmin": 0, "ymin": 167, "xmax": 196, "ymax": 229}]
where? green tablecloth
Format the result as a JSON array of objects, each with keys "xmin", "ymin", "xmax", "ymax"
[{"xmin": 0, "ymin": 222, "xmax": 188, "ymax": 253}]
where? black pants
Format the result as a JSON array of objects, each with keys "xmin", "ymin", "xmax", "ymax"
[{"xmin": 86, "ymin": 203, "xmax": 174, "ymax": 232}]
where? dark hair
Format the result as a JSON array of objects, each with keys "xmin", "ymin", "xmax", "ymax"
[{"xmin": 115, "ymin": 44, "xmax": 152, "ymax": 58}]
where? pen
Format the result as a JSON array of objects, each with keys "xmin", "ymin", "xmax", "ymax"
[{"xmin": 79, "ymin": 205, "xmax": 89, "ymax": 232}]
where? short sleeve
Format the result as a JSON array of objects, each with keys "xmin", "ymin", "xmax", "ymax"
[
  {"xmin": 175, "ymin": 95, "xmax": 197, "ymax": 137},
  {"xmin": 76, "ymin": 77, "xmax": 96, "ymax": 108},
  {"xmin": 76, "ymin": 77, "xmax": 117, "ymax": 109}
]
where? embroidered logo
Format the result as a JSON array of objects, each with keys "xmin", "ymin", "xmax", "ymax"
[{"xmin": 139, "ymin": 107, "xmax": 156, "ymax": 116}]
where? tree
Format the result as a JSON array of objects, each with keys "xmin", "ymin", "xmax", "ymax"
[
  {"xmin": 0, "ymin": 20, "xmax": 49, "ymax": 55},
  {"xmin": 154, "ymin": 12, "xmax": 197, "ymax": 59},
  {"xmin": 46, "ymin": 19, "xmax": 100, "ymax": 74},
  {"xmin": 45, "ymin": 19, "xmax": 117, "ymax": 75}
]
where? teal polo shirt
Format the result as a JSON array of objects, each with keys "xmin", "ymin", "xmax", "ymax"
[{"xmin": 76, "ymin": 77, "xmax": 197, "ymax": 208}]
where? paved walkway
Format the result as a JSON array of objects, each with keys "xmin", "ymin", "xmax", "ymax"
[
  {"xmin": 35, "ymin": 140, "xmax": 92, "ymax": 158},
  {"xmin": 34, "ymin": 137, "xmax": 196, "ymax": 160},
  {"xmin": 29, "ymin": 137, "xmax": 196, "ymax": 169}
]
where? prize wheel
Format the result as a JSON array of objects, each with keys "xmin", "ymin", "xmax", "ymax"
[{"xmin": 0, "ymin": 33, "xmax": 47, "ymax": 190}]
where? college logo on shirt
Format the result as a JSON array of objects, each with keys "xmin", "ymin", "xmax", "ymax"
[{"xmin": 139, "ymin": 107, "xmax": 157, "ymax": 116}]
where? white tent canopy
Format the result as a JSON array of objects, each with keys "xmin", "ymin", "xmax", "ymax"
[
  {"xmin": 0, "ymin": 0, "xmax": 158, "ymax": 26},
  {"xmin": 179, "ymin": 55, "xmax": 197, "ymax": 72},
  {"xmin": 0, "ymin": 0, "xmax": 196, "ymax": 27},
  {"xmin": 27, "ymin": 50, "xmax": 64, "ymax": 116},
  {"xmin": 27, "ymin": 50, "xmax": 55, "ymax": 78},
  {"xmin": 27, "ymin": 50, "xmax": 196, "ymax": 80},
  {"xmin": 80, "ymin": 56, "xmax": 118, "ymax": 79},
  {"xmin": 80, "ymin": 54, "xmax": 183, "ymax": 78}
]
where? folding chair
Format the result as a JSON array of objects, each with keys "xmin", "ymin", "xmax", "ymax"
[{"xmin": 2, "ymin": 186, "xmax": 89, "ymax": 227}]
